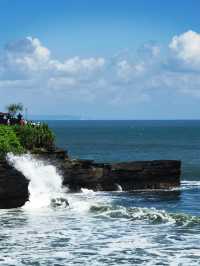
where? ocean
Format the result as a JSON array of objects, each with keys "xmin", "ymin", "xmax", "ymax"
[{"xmin": 1, "ymin": 120, "xmax": 200, "ymax": 265}]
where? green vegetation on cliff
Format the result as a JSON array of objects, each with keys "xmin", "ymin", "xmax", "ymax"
[
  {"xmin": 0, "ymin": 124, "xmax": 55, "ymax": 158},
  {"xmin": 0, "ymin": 126, "xmax": 24, "ymax": 158},
  {"xmin": 13, "ymin": 124, "xmax": 55, "ymax": 151}
]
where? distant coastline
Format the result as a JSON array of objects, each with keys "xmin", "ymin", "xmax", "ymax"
[{"xmin": 30, "ymin": 116, "xmax": 200, "ymax": 121}]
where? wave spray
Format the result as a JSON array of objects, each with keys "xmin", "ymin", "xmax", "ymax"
[{"xmin": 7, "ymin": 153, "xmax": 68, "ymax": 209}]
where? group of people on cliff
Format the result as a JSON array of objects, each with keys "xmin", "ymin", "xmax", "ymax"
[
  {"xmin": 0, "ymin": 112, "xmax": 25, "ymax": 126},
  {"xmin": 0, "ymin": 113, "xmax": 41, "ymax": 127}
]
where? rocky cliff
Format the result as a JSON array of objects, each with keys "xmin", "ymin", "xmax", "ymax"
[
  {"xmin": 0, "ymin": 159, "xmax": 29, "ymax": 208},
  {"xmin": 60, "ymin": 158, "xmax": 181, "ymax": 191},
  {"xmin": 36, "ymin": 149, "xmax": 181, "ymax": 191},
  {"xmin": 0, "ymin": 149, "xmax": 181, "ymax": 208}
]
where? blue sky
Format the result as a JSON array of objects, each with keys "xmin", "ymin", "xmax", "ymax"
[{"xmin": 0, "ymin": 0, "xmax": 200, "ymax": 119}]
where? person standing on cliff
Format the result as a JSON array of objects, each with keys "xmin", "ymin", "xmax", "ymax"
[
  {"xmin": 17, "ymin": 113, "xmax": 24, "ymax": 125},
  {"xmin": 17, "ymin": 113, "xmax": 23, "ymax": 121}
]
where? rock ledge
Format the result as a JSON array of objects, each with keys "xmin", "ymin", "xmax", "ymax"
[{"xmin": 0, "ymin": 149, "xmax": 181, "ymax": 208}]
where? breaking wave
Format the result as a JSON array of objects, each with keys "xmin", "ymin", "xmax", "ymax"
[
  {"xmin": 181, "ymin": 180, "xmax": 200, "ymax": 190},
  {"xmin": 90, "ymin": 205, "xmax": 200, "ymax": 226},
  {"xmin": 5, "ymin": 153, "xmax": 200, "ymax": 228},
  {"xmin": 7, "ymin": 153, "xmax": 69, "ymax": 209}
]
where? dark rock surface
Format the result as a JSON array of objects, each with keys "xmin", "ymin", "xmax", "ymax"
[
  {"xmin": 0, "ymin": 148, "xmax": 181, "ymax": 208},
  {"xmin": 43, "ymin": 150, "xmax": 181, "ymax": 191},
  {"xmin": 0, "ymin": 160, "xmax": 29, "ymax": 208}
]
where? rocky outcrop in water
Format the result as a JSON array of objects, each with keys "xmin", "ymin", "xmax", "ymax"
[
  {"xmin": 36, "ymin": 149, "xmax": 181, "ymax": 191},
  {"xmin": 0, "ymin": 148, "xmax": 181, "ymax": 208},
  {"xmin": 0, "ymin": 159, "xmax": 29, "ymax": 208},
  {"xmin": 60, "ymin": 158, "xmax": 181, "ymax": 191}
]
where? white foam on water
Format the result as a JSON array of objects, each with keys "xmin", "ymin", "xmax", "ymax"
[
  {"xmin": 67, "ymin": 189, "xmax": 111, "ymax": 214},
  {"xmin": 2, "ymin": 154, "xmax": 200, "ymax": 265},
  {"xmin": 7, "ymin": 153, "xmax": 66, "ymax": 209},
  {"xmin": 181, "ymin": 180, "xmax": 200, "ymax": 190},
  {"xmin": 6, "ymin": 153, "xmax": 107, "ymax": 213},
  {"xmin": 81, "ymin": 188, "xmax": 95, "ymax": 195},
  {"xmin": 116, "ymin": 183, "xmax": 123, "ymax": 192}
]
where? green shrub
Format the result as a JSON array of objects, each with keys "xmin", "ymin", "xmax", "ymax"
[
  {"xmin": 0, "ymin": 123, "xmax": 55, "ymax": 158},
  {"xmin": 13, "ymin": 123, "xmax": 55, "ymax": 151},
  {"xmin": 0, "ymin": 126, "xmax": 24, "ymax": 158}
]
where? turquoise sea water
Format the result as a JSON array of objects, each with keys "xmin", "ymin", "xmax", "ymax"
[{"xmin": 1, "ymin": 120, "xmax": 200, "ymax": 265}]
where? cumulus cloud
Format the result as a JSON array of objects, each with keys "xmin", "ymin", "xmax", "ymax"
[
  {"xmin": 0, "ymin": 36, "xmax": 105, "ymax": 80},
  {"xmin": 3, "ymin": 37, "xmax": 50, "ymax": 73},
  {"xmin": 1, "ymin": 32, "xmax": 200, "ymax": 112},
  {"xmin": 169, "ymin": 30, "xmax": 200, "ymax": 69},
  {"xmin": 50, "ymin": 57, "xmax": 105, "ymax": 76}
]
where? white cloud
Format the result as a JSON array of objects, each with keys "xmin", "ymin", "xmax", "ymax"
[
  {"xmin": 3, "ymin": 37, "xmax": 50, "ymax": 72},
  {"xmin": 138, "ymin": 42, "xmax": 160, "ymax": 58},
  {"xmin": 51, "ymin": 56, "xmax": 105, "ymax": 75},
  {"xmin": 1, "ymin": 37, "xmax": 105, "ymax": 79},
  {"xmin": 116, "ymin": 60, "xmax": 146, "ymax": 81},
  {"xmin": 1, "ymin": 32, "xmax": 200, "ymax": 112},
  {"xmin": 169, "ymin": 30, "xmax": 200, "ymax": 69}
]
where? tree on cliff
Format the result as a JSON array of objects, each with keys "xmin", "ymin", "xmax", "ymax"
[{"xmin": 6, "ymin": 103, "xmax": 23, "ymax": 117}]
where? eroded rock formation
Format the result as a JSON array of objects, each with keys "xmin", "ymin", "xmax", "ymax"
[
  {"xmin": 0, "ymin": 148, "xmax": 181, "ymax": 208},
  {"xmin": 0, "ymin": 159, "xmax": 29, "ymax": 208},
  {"xmin": 36, "ymin": 149, "xmax": 181, "ymax": 191},
  {"xmin": 60, "ymin": 158, "xmax": 181, "ymax": 191}
]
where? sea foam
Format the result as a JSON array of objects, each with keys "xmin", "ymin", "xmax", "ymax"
[{"xmin": 7, "ymin": 153, "xmax": 68, "ymax": 209}]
